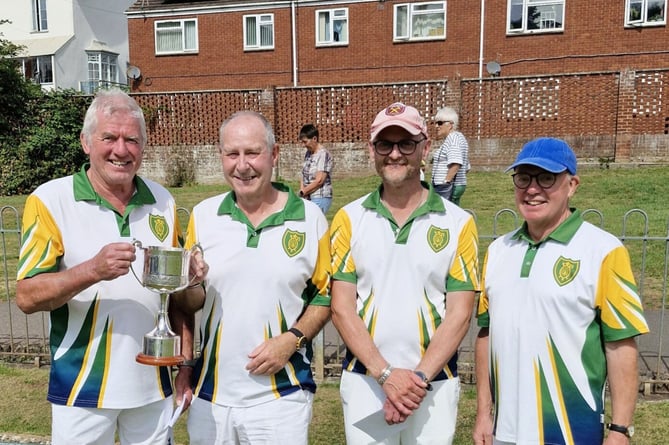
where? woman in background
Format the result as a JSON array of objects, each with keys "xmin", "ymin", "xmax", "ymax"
[
  {"xmin": 299, "ymin": 124, "xmax": 334, "ymax": 214},
  {"xmin": 431, "ymin": 107, "xmax": 470, "ymax": 205}
]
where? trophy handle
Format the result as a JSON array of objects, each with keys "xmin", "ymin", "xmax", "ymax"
[
  {"xmin": 187, "ymin": 243, "xmax": 205, "ymax": 286},
  {"xmin": 129, "ymin": 239, "xmax": 144, "ymax": 286}
]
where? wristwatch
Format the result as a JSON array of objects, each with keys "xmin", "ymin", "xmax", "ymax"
[
  {"xmin": 178, "ymin": 358, "xmax": 198, "ymax": 368},
  {"xmin": 288, "ymin": 327, "xmax": 308, "ymax": 351},
  {"xmin": 607, "ymin": 423, "xmax": 634, "ymax": 438}
]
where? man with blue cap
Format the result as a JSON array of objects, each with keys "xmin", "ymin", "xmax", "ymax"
[{"xmin": 474, "ymin": 137, "xmax": 649, "ymax": 445}]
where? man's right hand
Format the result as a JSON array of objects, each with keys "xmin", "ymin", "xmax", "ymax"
[
  {"xmin": 91, "ymin": 242, "xmax": 137, "ymax": 281},
  {"xmin": 381, "ymin": 367, "xmax": 428, "ymax": 417}
]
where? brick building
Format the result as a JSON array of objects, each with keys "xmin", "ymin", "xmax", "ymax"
[
  {"xmin": 124, "ymin": 1, "xmax": 669, "ymax": 184},
  {"xmin": 126, "ymin": 0, "xmax": 669, "ymax": 91}
]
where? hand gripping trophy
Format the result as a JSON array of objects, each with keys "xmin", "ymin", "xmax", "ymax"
[{"xmin": 131, "ymin": 240, "xmax": 203, "ymax": 366}]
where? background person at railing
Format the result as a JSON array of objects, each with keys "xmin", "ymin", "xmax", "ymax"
[
  {"xmin": 330, "ymin": 102, "xmax": 480, "ymax": 444},
  {"xmin": 171, "ymin": 111, "xmax": 331, "ymax": 445},
  {"xmin": 474, "ymin": 137, "xmax": 650, "ymax": 445},
  {"xmin": 430, "ymin": 106, "xmax": 470, "ymax": 206},
  {"xmin": 15, "ymin": 88, "xmax": 181, "ymax": 445},
  {"xmin": 298, "ymin": 123, "xmax": 334, "ymax": 215}
]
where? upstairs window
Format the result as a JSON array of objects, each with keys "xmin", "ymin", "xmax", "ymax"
[
  {"xmin": 626, "ymin": 0, "xmax": 666, "ymax": 26},
  {"xmin": 316, "ymin": 8, "xmax": 349, "ymax": 46},
  {"xmin": 508, "ymin": 0, "xmax": 564, "ymax": 34},
  {"xmin": 394, "ymin": 2, "xmax": 446, "ymax": 41},
  {"xmin": 155, "ymin": 19, "xmax": 198, "ymax": 55},
  {"xmin": 32, "ymin": 0, "xmax": 48, "ymax": 32},
  {"xmin": 244, "ymin": 14, "xmax": 274, "ymax": 50}
]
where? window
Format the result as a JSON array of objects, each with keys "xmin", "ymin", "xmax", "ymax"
[
  {"xmin": 508, "ymin": 0, "xmax": 564, "ymax": 34},
  {"xmin": 82, "ymin": 52, "xmax": 118, "ymax": 93},
  {"xmin": 394, "ymin": 2, "xmax": 446, "ymax": 41},
  {"xmin": 316, "ymin": 8, "xmax": 348, "ymax": 46},
  {"xmin": 22, "ymin": 55, "xmax": 53, "ymax": 85},
  {"xmin": 244, "ymin": 14, "xmax": 274, "ymax": 50},
  {"xmin": 32, "ymin": 0, "xmax": 48, "ymax": 32},
  {"xmin": 626, "ymin": 0, "xmax": 666, "ymax": 26},
  {"xmin": 155, "ymin": 19, "xmax": 198, "ymax": 55}
]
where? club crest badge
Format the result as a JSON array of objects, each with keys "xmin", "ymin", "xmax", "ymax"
[
  {"xmin": 149, "ymin": 214, "xmax": 169, "ymax": 242},
  {"xmin": 427, "ymin": 225, "xmax": 449, "ymax": 252},
  {"xmin": 283, "ymin": 229, "xmax": 306, "ymax": 257},
  {"xmin": 553, "ymin": 256, "xmax": 580, "ymax": 286}
]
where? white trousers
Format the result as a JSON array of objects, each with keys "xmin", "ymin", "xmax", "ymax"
[
  {"xmin": 51, "ymin": 398, "xmax": 172, "ymax": 445},
  {"xmin": 340, "ymin": 370, "xmax": 460, "ymax": 445},
  {"xmin": 187, "ymin": 390, "xmax": 314, "ymax": 445}
]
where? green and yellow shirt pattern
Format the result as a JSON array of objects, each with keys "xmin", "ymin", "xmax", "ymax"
[
  {"xmin": 477, "ymin": 210, "xmax": 649, "ymax": 445},
  {"xmin": 185, "ymin": 183, "xmax": 330, "ymax": 407},
  {"xmin": 331, "ymin": 185, "xmax": 479, "ymax": 380},
  {"xmin": 17, "ymin": 167, "xmax": 180, "ymax": 409}
]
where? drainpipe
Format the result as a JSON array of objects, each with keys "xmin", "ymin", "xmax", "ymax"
[
  {"xmin": 479, "ymin": 0, "xmax": 485, "ymax": 79},
  {"xmin": 291, "ymin": 0, "xmax": 298, "ymax": 87},
  {"xmin": 477, "ymin": 0, "xmax": 486, "ymax": 139}
]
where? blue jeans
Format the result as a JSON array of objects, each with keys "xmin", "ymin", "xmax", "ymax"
[{"xmin": 311, "ymin": 197, "xmax": 332, "ymax": 214}]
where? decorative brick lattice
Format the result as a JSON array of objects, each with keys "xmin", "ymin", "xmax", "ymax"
[{"xmin": 633, "ymin": 72, "xmax": 663, "ymax": 117}]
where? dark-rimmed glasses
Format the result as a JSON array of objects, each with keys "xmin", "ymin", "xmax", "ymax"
[
  {"xmin": 435, "ymin": 121, "xmax": 452, "ymax": 126},
  {"xmin": 512, "ymin": 172, "xmax": 559, "ymax": 189},
  {"xmin": 373, "ymin": 138, "xmax": 425, "ymax": 156}
]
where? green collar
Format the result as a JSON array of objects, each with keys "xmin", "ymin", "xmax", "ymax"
[
  {"xmin": 361, "ymin": 181, "xmax": 445, "ymax": 220},
  {"xmin": 512, "ymin": 208, "xmax": 584, "ymax": 245},
  {"xmin": 72, "ymin": 164, "xmax": 156, "ymax": 215},
  {"xmin": 217, "ymin": 182, "xmax": 305, "ymax": 228}
]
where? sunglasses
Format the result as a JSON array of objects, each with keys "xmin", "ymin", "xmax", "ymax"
[
  {"xmin": 373, "ymin": 138, "xmax": 426, "ymax": 156},
  {"xmin": 435, "ymin": 121, "xmax": 452, "ymax": 126}
]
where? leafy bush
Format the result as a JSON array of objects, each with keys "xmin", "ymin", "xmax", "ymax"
[{"xmin": 0, "ymin": 91, "xmax": 90, "ymax": 195}]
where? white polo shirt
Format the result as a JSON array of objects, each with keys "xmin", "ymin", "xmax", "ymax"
[
  {"xmin": 185, "ymin": 184, "xmax": 331, "ymax": 407},
  {"xmin": 331, "ymin": 185, "xmax": 480, "ymax": 379},
  {"xmin": 18, "ymin": 167, "xmax": 179, "ymax": 409},
  {"xmin": 477, "ymin": 210, "xmax": 649, "ymax": 444}
]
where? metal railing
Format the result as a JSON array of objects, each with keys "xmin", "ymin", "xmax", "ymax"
[{"xmin": 1, "ymin": 206, "xmax": 667, "ymax": 392}]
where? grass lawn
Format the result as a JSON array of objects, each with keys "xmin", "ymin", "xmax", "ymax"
[{"xmin": 0, "ymin": 364, "xmax": 667, "ymax": 444}]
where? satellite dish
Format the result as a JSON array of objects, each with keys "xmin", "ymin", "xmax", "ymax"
[
  {"xmin": 126, "ymin": 65, "xmax": 142, "ymax": 80},
  {"xmin": 486, "ymin": 61, "xmax": 501, "ymax": 76}
]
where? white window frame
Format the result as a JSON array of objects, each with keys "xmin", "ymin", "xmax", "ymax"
[
  {"xmin": 507, "ymin": 0, "xmax": 565, "ymax": 34},
  {"xmin": 31, "ymin": 0, "xmax": 48, "ymax": 32},
  {"xmin": 394, "ymin": 2, "xmax": 446, "ymax": 42},
  {"xmin": 316, "ymin": 8, "xmax": 349, "ymax": 46},
  {"xmin": 244, "ymin": 14, "xmax": 275, "ymax": 51},
  {"xmin": 154, "ymin": 19, "xmax": 198, "ymax": 55},
  {"xmin": 625, "ymin": 0, "xmax": 666, "ymax": 27},
  {"xmin": 87, "ymin": 52, "xmax": 118, "ymax": 83}
]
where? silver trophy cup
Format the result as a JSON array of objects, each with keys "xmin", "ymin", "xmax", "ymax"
[{"xmin": 131, "ymin": 240, "xmax": 202, "ymax": 366}]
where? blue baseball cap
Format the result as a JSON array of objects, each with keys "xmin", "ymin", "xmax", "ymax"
[{"xmin": 506, "ymin": 137, "xmax": 577, "ymax": 175}]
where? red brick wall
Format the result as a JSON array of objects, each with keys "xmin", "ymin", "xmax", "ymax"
[{"xmin": 134, "ymin": 70, "xmax": 669, "ymax": 185}]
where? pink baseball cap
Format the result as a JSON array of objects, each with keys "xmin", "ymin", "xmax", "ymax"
[{"xmin": 370, "ymin": 103, "xmax": 428, "ymax": 142}]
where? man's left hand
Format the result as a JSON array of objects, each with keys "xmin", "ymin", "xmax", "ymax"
[{"xmin": 246, "ymin": 333, "xmax": 295, "ymax": 375}]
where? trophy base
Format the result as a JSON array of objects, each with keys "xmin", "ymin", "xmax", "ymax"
[{"xmin": 136, "ymin": 353, "xmax": 185, "ymax": 367}]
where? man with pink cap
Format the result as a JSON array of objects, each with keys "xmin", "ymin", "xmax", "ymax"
[{"xmin": 330, "ymin": 102, "xmax": 480, "ymax": 444}]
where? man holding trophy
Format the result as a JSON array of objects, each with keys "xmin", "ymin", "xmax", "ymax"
[
  {"xmin": 16, "ymin": 89, "xmax": 180, "ymax": 444},
  {"xmin": 170, "ymin": 111, "xmax": 331, "ymax": 444}
]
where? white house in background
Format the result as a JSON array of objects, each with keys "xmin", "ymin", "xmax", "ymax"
[{"xmin": 1, "ymin": 0, "xmax": 135, "ymax": 92}]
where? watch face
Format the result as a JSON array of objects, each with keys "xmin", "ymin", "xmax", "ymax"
[
  {"xmin": 298, "ymin": 336, "xmax": 307, "ymax": 349},
  {"xmin": 628, "ymin": 425, "xmax": 635, "ymax": 437}
]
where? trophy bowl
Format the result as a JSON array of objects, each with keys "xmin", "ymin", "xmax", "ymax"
[{"xmin": 131, "ymin": 241, "xmax": 202, "ymax": 366}]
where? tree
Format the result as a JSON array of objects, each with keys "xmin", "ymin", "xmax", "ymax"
[
  {"xmin": 0, "ymin": 21, "xmax": 90, "ymax": 195},
  {"xmin": 0, "ymin": 22, "xmax": 41, "ymax": 141}
]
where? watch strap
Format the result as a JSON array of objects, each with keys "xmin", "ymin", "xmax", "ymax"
[
  {"xmin": 607, "ymin": 423, "xmax": 631, "ymax": 438},
  {"xmin": 288, "ymin": 327, "xmax": 307, "ymax": 350}
]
